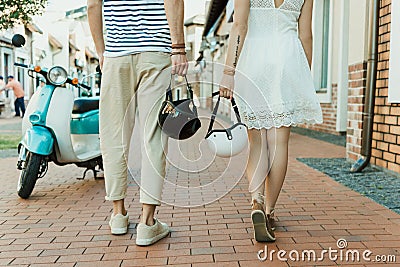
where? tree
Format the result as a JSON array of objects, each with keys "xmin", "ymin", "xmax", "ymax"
[{"xmin": 0, "ymin": 0, "xmax": 47, "ymax": 30}]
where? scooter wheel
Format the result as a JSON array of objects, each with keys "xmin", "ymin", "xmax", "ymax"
[{"xmin": 17, "ymin": 152, "xmax": 43, "ymax": 199}]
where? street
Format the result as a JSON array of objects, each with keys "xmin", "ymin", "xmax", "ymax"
[{"xmin": 0, "ymin": 122, "xmax": 399, "ymax": 266}]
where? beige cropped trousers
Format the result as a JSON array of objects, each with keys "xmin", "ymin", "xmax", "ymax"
[{"xmin": 100, "ymin": 52, "xmax": 171, "ymax": 205}]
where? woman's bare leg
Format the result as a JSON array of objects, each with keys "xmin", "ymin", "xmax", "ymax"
[
  {"xmin": 247, "ymin": 128, "xmax": 277, "ymax": 241},
  {"xmin": 246, "ymin": 129, "xmax": 269, "ymax": 202},
  {"xmin": 265, "ymin": 127, "xmax": 291, "ymax": 214}
]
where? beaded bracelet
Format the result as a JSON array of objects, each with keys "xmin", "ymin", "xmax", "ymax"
[
  {"xmin": 171, "ymin": 51, "xmax": 187, "ymax": 56},
  {"xmin": 223, "ymin": 69, "xmax": 235, "ymax": 76},
  {"xmin": 172, "ymin": 43, "xmax": 186, "ymax": 49}
]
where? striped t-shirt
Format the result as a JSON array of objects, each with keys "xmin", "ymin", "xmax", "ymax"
[{"xmin": 103, "ymin": 0, "xmax": 172, "ymax": 57}]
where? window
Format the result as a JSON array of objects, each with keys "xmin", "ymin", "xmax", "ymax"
[
  {"xmin": 13, "ymin": 48, "xmax": 30, "ymax": 98},
  {"xmin": 3, "ymin": 53, "xmax": 11, "ymax": 78},
  {"xmin": 320, "ymin": 0, "xmax": 330, "ymax": 89},
  {"xmin": 312, "ymin": 0, "xmax": 332, "ymax": 103},
  {"xmin": 17, "ymin": 58, "xmax": 25, "ymax": 90},
  {"xmin": 1, "ymin": 47, "xmax": 14, "ymax": 98}
]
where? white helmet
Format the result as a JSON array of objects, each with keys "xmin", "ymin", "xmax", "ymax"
[{"xmin": 205, "ymin": 93, "xmax": 248, "ymax": 158}]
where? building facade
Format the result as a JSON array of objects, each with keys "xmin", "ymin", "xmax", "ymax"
[
  {"xmin": 306, "ymin": 0, "xmax": 398, "ymax": 173},
  {"xmin": 0, "ymin": 25, "xmax": 37, "ymax": 113},
  {"xmin": 198, "ymin": 0, "xmax": 399, "ymax": 174},
  {"xmin": 0, "ymin": 6, "xmax": 98, "ymax": 116},
  {"xmin": 371, "ymin": 0, "xmax": 399, "ymax": 173}
]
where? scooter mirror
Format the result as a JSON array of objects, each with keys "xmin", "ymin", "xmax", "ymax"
[{"xmin": 12, "ymin": 34, "xmax": 26, "ymax": 47}]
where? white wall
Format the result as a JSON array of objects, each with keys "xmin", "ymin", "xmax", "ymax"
[
  {"xmin": 329, "ymin": 1, "xmax": 341, "ymax": 85},
  {"xmin": 194, "ymin": 27, "xmax": 204, "ymax": 59},
  {"xmin": 49, "ymin": 21, "xmax": 70, "ymax": 70},
  {"xmin": 33, "ymin": 32, "xmax": 53, "ymax": 68},
  {"xmin": 348, "ymin": 0, "xmax": 369, "ymax": 65},
  {"xmin": 388, "ymin": 0, "xmax": 400, "ymax": 103},
  {"xmin": 185, "ymin": 0, "xmax": 207, "ymax": 19}
]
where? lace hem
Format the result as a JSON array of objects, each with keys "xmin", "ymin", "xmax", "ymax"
[
  {"xmin": 240, "ymin": 105, "xmax": 323, "ymax": 130},
  {"xmin": 244, "ymin": 118, "xmax": 323, "ymax": 130}
]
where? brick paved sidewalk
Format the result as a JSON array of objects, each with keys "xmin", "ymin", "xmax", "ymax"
[
  {"xmin": 0, "ymin": 132, "xmax": 399, "ymax": 266},
  {"xmin": 0, "ymin": 116, "xmax": 21, "ymax": 127}
]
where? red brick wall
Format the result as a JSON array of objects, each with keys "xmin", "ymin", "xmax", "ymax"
[
  {"xmin": 371, "ymin": 0, "xmax": 399, "ymax": 173},
  {"xmin": 346, "ymin": 62, "xmax": 367, "ymax": 161},
  {"xmin": 299, "ymin": 85, "xmax": 340, "ymax": 135}
]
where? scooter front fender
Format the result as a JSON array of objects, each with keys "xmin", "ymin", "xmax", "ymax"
[{"xmin": 20, "ymin": 126, "xmax": 54, "ymax": 156}]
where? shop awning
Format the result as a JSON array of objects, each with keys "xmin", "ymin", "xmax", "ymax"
[
  {"xmin": 85, "ymin": 47, "xmax": 98, "ymax": 59},
  {"xmin": 0, "ymin": 36, "xmax": 12, "ymax": 45},
  {"xmin": 26, "ymin": 23, "xmax": 43, "ymax": 34},
  {"xmin": 202, "ymin": 0, "xmax": 229, "ymax": 37},
  {"xmin": 184, "ymin": 14, "xmax": 206, "ymax": 27},
  {"xmin": 69, "ymin": 40, "xmax": 80, "ymax": 51},
  {"xmin": 196, "ymin": 0, "xmax": 229, "ymax": 62},
  {"xmin": 48, "ymin": 34, "xmax": 63, "ymax": 50}
]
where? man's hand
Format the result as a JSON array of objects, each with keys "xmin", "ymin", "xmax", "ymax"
[
  {"xmin": 219, "ymin": 74, "xmax": 234, "ymax": 99},
  {"xmin": 171, "ymin": 54, "xmax": 188, "ymax": 76},
  {"xmin": 164, "ymin": 0, "xmax": 187, "ymax": 76},
  {"xmin": 98, "ymin": 54, "xmax": 104, "ymax": 71}
]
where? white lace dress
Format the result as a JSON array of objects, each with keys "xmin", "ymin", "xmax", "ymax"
[{"xmin": 235, "ymin": 0, "xmax": 323, "ymax": 129}]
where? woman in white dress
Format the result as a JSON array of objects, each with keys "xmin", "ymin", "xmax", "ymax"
[{"xmin": 219, "ymin": 0, "xmax": 323, "ymax": 242}]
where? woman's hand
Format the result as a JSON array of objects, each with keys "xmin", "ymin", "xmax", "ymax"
[{"xmin": 219, "ymin": 73, "xmax": 234, "ymax": 99}]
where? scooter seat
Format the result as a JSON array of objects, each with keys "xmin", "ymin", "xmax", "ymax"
[{"xmin": 72, "ymin": 98, "xmax": 99, "ymax": 114}]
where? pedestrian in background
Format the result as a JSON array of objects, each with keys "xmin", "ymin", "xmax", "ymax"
[
  {"xmin": 219, "ymin": 0, "xmax": 323, "ymax": 242},
  {"xmin": 0, "ymin": 75, "xmax": 25, "ymax": 118},
  {"xmin": 0, "ymin": 76, "xmax": 4, "ymax": 89},
  {"xmin": 0, "ymin": 76, "xmax": 5, "ymax": 103},
  {"xmin": 87, "ymin": 0, "xmax": 188, "ymax": 246}
]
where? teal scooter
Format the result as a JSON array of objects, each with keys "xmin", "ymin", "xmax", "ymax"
[{"xmin": 12, "ymin": 35, "xmax": 103, "ymax": 199}]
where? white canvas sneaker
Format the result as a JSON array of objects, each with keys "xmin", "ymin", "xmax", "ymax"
[
  {"xmin": 136, "ymin": 218, "xmax": 170, "ymax": 246},
  {"xmin": 109, "ymin": 213, "xmax": 129, "ymax": 235}
]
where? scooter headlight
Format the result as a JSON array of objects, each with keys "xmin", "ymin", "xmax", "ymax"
[{"xmin": 47, "ymin": 66, "xmax": 68, "ymax": 85}]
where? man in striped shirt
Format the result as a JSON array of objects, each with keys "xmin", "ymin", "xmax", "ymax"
[{"xmin": 88, "ymin": 0, "xmax": 188, "ymax": 246}]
